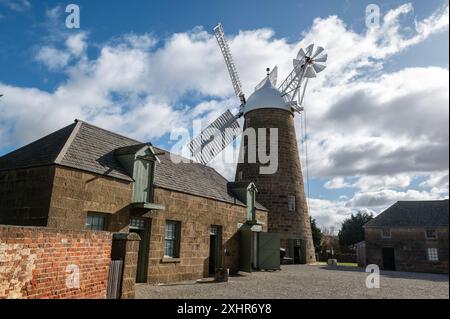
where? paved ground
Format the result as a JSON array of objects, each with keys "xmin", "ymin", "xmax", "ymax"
[{"xmin": 136, "ymin": 265, "xmax": 449, "ymax": 299}]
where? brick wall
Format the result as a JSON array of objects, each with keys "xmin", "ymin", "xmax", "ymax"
[
  {"xmin": 47, "ymin": 166, "xmax": 133, "ymax": 231},
  {"xmin": 0, "ymin": 166, "xmax": 55, "ymax": 227},
  {"xmin": 235, "ymin": 108, "xmax": 316, "ymax": 263},
  {"xmin": 365, "ymin": 227, "xmax": 449, "ymax": 274},
  {"xmin": 0, "ymin": 225, "xmax": 112, "ymax": 299},
  {"xmin": 145, "ymin": 187, "xmax": 268, "ymax": 284}
]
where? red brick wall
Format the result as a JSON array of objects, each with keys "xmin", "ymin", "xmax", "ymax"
[{"xmin": 0, "ymin": 225, "xmax": 112, "ymax": 299}]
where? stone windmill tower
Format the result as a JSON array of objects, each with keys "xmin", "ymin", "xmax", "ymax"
[{"xmin": 187, "ymin": 23, "xmax": 328, "ymax": 263}]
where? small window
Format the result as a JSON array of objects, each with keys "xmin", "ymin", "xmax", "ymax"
[
  {"xmin": 85, "ymin": 213, "xmax": 107, "ymax": 231},
  {"xmin": 237, "ymin": 171, "xmax": 243, "ymax": 182},
  {"xmin": 130, "ymin": 218, "xmax": 146, "ymax": 230},
  {"xmin": 427, "ymin": 248, "xmax": 439, "ymax": 261},
  {"xmin": 425, "ymin": 229, "xmax": 437, "ymax": 240},
  {"xmin": 288, "ymin": 196, "xmax": 296, "ymax": 212},
  {"xmin": 164, "ymin": 220, "xmax": 181, "ymax": 258},
  {"xmin": 381, "ymin": 228, "xmax": 391, "ymax": 238}
]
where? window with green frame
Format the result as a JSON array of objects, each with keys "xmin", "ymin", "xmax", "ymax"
[
  {"xmin": 164, "ymin": 220, "xmax": 181, "ymax": 258},
  {"xmin": 85, "ymin": 213, "xmax": 107, "ymax": 231}
]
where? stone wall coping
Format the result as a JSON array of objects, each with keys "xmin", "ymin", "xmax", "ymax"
[{"xmin": 113, "ymin": 232, "xmax": 141, "ymax": 241}]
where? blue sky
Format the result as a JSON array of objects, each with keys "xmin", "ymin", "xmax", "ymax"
[{"xmin": 0, "ymin": 0, "xmax": 448, "ymax": 228}]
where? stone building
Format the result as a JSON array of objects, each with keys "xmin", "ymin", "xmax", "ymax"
[
  {"xmin": 0, "ymin": 119, "xmax": 272, "ymax": 283},
  {"xmin": 235, "ymin": 77, "xmax": 316, "ymax": 264},
  {"xmin": 364, "ymin": 200, "xmax": 449, "ymax": 274}
]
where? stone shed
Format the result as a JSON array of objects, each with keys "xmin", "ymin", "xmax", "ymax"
[{"xmin": 0, "ymin": 119, "xmax": 271, "ymax": 284}]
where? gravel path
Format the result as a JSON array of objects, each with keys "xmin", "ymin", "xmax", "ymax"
[{"xmin": 136, "ymin": 265, "xmax": 449, "ymax": 299}]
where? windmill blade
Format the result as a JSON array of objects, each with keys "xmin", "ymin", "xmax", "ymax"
[
  {"xmin": 297, "ymin": 48, "xmax": 307, "ymax": 59},
  {"xmin": 214, "ymin": 23, "xmax": 246, "ymax": 105},
  {"xmin": 312, "ymin": 63, "xmax": 326, "ymax": 74},
  {"xmin": 254, "ymin": 65, "xmax": 278, "ymax": 91},
  {"xmin": 304, "ymin": 65, "xmax": 317, "ymax": 78},
  {"xmin": 187, "ymin": 109, "xmax": 242, "ymax": 164},
  {"xmin": 312, "ymin": 46, "xmax": 324, "ymax": 58},
  {"xmin": 314, "ymin": 54, "xmax": 328, "ymax": 63},
  {"xmin": 305, "ymin": 44, "xmax": 314, "ymax": 56}
]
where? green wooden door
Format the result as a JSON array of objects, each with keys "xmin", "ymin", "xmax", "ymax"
[
  {"xmin": 239, "ymin": 229, "xmax": 253, "ymax": 272},
  {"xmin": 257, "ymin": 232, "xmax": 280, "ymax": 270}
]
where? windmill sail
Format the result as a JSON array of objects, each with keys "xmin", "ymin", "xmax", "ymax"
[{"xmin": 188, "ymin": 110, "xmax": 242, "ymax": 164}]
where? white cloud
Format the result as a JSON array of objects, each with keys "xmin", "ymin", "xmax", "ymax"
[
  {"xmin": 346, "ymin": 188, "xmax": 446, "ymax": 208},
  {"xmin": 35, "ymin": 46, "xmax": 71, "ymax": 70},
  {"xmin": 324, "ymin": 177, "xmax": 351, "ymax": 189},
  {"xmin": 0, "ymin": 3, "xmax": 449, "ymax": 230},
  {"xmin": 65, "ymin": 33, "xmax": 87, "ymax": 57}
]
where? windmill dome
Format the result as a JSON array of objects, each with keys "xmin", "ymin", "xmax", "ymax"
[{"xmin": 243, "ymin": 77, "xmax": 292, "ymax": 115}]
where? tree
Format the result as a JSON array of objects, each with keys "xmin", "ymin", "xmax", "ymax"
[
  {"xmin": 338, "ymin": 211, "xmax": 373, "ymax": 249},
  {"xmin": 310, "ymin": 217, "xmax": 323, "ymax": 253}
]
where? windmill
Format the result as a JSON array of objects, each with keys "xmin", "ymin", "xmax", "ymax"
[
  {"xmin": 187, "ymin": 22, "xmax": 327, "ymax": 264},
  {"xmin": 187, "ymin": 22, "xmax": 327, "ymax": 165}
]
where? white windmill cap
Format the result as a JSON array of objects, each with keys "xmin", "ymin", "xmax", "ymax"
[{"xmin": 243, "ymin": 76, "xmax": 292, "ymax": 115}]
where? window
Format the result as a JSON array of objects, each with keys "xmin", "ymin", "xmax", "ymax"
[
  {"xmin": 130, "ymin": 218, "xmax": 146, "ymax": 230},
  {"xmin": 164, "ymin": 220, "xmax": 181, "ymax": 258},
  {"xmin": 237, "ymin": 171, "xmax": 243, "ymax": 182},
  {"xmin": 425, "ymin": 229, "xmax": 437, "ymax": 240},
  {"xmin": 85, "ymin": 213, "xmax": 107, "ymax": 231},
  {"xmin": 427, "ymin": 248, "xmax": 439, "ymax": 261},
  {"xmin": 288, "ymin": 196, "xmax": 296, "ymax": 212},
  {"xmin": 381, "ymin": 228, "xmax": 391, "ymax": 238}
]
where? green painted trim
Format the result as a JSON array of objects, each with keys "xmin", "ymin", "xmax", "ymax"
[{"xmin": 132, "ymin": 202, "xmax": 166, "ymax": 210}]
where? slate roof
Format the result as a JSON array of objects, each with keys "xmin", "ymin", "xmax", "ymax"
[
  {"xmin": 0, "ymin": 120, "xmax": 267, "ymax": 210},
  {"xmin": 364, "ymin": 200, "xmax": 449, "ymax": 228}
]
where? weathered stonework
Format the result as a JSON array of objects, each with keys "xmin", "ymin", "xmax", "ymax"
[
  {"xmin": 1, "ymin": 164, "xmax": 268, "ymax": 285},
  {"xmin": 143, "ymin": 187, "xmax": 268, "ymax": 284},
  {"xmin": 47, "ymin": 166, "xmax": 133, "ymax": 232},
  {"xmin": 235, "ymin": 108, "xmax": 316, "ymax": 263},
  {"xmin": 365, "ymin": 227, "xmax": 449, "ymax": 274},
  {"xmin": 0, "ymin": 166, "xmax": 55, "ymax": 226}
]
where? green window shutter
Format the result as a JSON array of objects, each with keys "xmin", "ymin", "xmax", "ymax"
[{"xmin": 132, "ymin": 153, "xmax": 155, "ymax": 203}]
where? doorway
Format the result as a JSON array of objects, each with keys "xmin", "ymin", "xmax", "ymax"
[
  {"xmin": 382, "ymin": 247, "xmax": 396, "ymax": 271},
  {"xmin": 129, "ymin": 218, "xmax": 151, "ymax": 283},
  {"xmin": 209, "ymin": 225, "xmax": 222, "ymax": 275}
]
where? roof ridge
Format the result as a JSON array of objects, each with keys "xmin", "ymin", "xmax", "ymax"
[
  {"xmin": 55, "ymin": 120, "xmax": 82, "ymax": 164},
  {"xmin": 0, "ymin": 122, "xmax": 77, "ymax": 163},
  {"xmin": 75, "ymin": 119, "xmax": 142, "ymax": 144}
]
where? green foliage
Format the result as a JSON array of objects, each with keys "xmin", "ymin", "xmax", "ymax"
[
  {"xmin": 310, "ymin": 217, "xmax": 323, "ymax": 253},
  {"xmin": 338, "ymin": 211, "xmax": 373, "ymax": 248}
]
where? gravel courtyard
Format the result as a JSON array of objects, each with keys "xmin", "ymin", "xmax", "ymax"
[{"xmin": 136, "ymin": 265, "xmax": 449, "ymax": 299}]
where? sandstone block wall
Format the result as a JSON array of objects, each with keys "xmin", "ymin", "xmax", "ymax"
[
  {"xmin": 47, "ymin": 166, "xmax": 133, "ymax": 231},
  {"xmin": 365, "ymin": 227, "xmax": 449, "ymax": 274},
  {"xmin": 0, "ymin": 166, "xmax": 55, "ymax": 227},
  {"xmin": 0, "ymin": 225, "xmax": 112, "ymax": 299},
  {"xmin": 235, "ymin": 108, "xmax": 316, "ymax": 263},
  {"xmin": 145, "ymin": 187, "xmax": 268, "ymax": 284}
]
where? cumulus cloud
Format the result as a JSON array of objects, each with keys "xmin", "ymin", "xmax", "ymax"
[
  {"xmin": 346, "ymin": 188, "xmax": 447, "ymax": 208},
  {"xmin": 0, "ymin": 3, "xmax": 448, "ymax": 230},
  {"xmin": 324, "ymin": 177, "xmax": 351, "ymax": 189}
]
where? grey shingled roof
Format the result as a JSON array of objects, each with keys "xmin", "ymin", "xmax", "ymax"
[
  {"xmin": 364, "ymin": 200, "xmax": 449, "ymax": 228},
  {"xmin": 0, "ymin": 123, "xmax": 76, "ymax": 171},
  {"xmin": 0, "ymin": 120, "xmax": 266, "ymax": 210}
]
